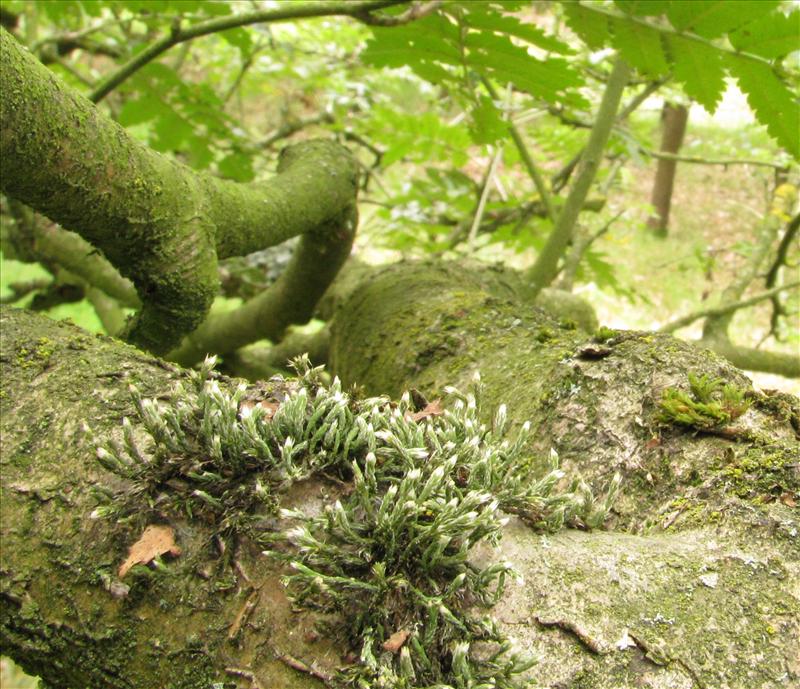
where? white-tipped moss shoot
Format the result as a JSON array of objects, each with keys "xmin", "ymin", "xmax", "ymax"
[{"xmin": 93, "ymin": 354, "xmax": 619, "ymax": 688}]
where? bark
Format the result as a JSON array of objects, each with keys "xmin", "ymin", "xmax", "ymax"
[
  {"xmin": 2, "ymin": 259, "xmax": 798, "ymax": 689},
  {"xmin": 0, "ymin": 28, "xmax": 358, "ymax": 356},
  {"xmin": 647, "ymin": 102, "xmax": 688, "ymax": 236}
]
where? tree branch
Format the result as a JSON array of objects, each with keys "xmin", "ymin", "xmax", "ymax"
[
  {"xmin": 525, "ymin": 58, "xmax": 631, "ymax": 295},
  {"xmin": 482, "ymin": 77, "xmax": 556, "ymax": 224},
  {"xmin": 354, "ymin": 0, "xmax": 442, "ymax": 26},
  {"xmin": 661, "ymin": 281, "xmax": 800, "ymax": 333},
  {"xmin": 88, "ymin": 0, "xmax": 409, "ymax": 103}
]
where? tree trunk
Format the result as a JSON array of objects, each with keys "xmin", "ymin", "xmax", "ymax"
[
  {"xmin": 647, "ymin": 102, "xmax": 688, "ymax": 236},
  {"xmin": 2, "ymin": 260, "xmax": 798, "ymax": 689}
]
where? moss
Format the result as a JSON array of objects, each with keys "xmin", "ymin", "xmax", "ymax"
[
  {"xmin": 593, "ymin": 325, "xmax": 616, "ymax": 342},
  {"xmin": 657, "ymin": 373, "xmax": 750, "ymax": 430}
]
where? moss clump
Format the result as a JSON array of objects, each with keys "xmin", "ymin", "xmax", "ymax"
[
  {"xmin": 593, "ymin": 326, "xmax": 616, "ymax": 343},
  {"xmin": 657, "ymin": 373, "xmax": 750, "ymax": 430},
  {"xmin": 718, "ymin": 444, "xmax": 800, "ymax": 503},
  {"xmin": 15, "ymin": 336, "xmax": 55, "ymax": 371},
  {"xmin": 93, "ymin": 358, "xmax": 620, "ymax": 689}
]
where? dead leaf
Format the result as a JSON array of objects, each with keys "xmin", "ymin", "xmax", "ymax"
[
  {"xmin": 780, "ymin": 492, "xmax": 797, "ymax": 507},
  {"xmin": 240, "ymin": 399, "xmax": 281, "ymax": 419},
  {"xmin": 407, "ymin": 400, "xmax": 443, "ymax": 423},
  {"xmin": 119, "ymin": 525, "xmax": 181, "ymax": 577},
  {"xmin": 382, "ymin": 629, "xmax": 410, "ymax": 653}
]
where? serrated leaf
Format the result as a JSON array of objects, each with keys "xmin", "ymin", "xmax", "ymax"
[
  {"xmin": 667, "ymin": 35, "xmax": 725, "ymax": 112},
  {"xmin": 466, "ymin": 34, "xmax": 584, "ymax": 105},
  {"xmin": 610, "ymin": 17, "xmax": 669, "ymax": 76},
  {"xmin": 729, "ymin": 10, "xmax": 800, "ymax": 60},
  {"xmin": 666, "ymin": 1, "xmax": 781, "ymax": 40},
  {"xmin": 727, "ymin": 55, "xmax": 799, "ymax": 158},
  {"xmin": 563, "ymin": 2, "xmax": 610, "ymax": 49},
  {"xmin": 462, "ymin": 6, "xmax": 573, "ymax": 54},
  {"xmin": 615, "ymin": 1, "xmax": 671, "ymax": 16}
]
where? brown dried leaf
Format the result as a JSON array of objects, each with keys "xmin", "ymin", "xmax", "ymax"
[
  {"xmin": 119, "ymin": 525, "xmax": 181, "ymax": 577},
  {"xmin": 407, "ymin": 400, "xmax": 443, "ymax": 423},
  {"xmin": 780, "ymin": 492, "xmax": 797, "ymax": 507},
  {"xmin": 240, "ymin": 399, "xmax": 281, "ymax": 419},
  {"xmin": 382, "ymin": 629, "xmax": 410, "ymax": 653}
]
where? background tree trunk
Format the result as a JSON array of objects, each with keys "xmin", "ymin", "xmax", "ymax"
[
  {"xmin": 647, "ymin": 102, "xmax": 689, "ymax": 236},
  {"xmin": 2, "ymin": 260, "xmax": 798, "ymax": 689}
]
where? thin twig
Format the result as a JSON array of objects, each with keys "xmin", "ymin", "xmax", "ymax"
[
  {"xmin": 88, "ymin": 0, "xmax": 408, "ymax": 102},
  {"xmin": 641, "ymin": 149, "xmax": 789, "ymax": 171},
  {"xmin": 468, "ymin": 145, "xmax": 504, "ymax": 246},
  {"xmin": 661, "ymin": 281, "xmax": 800, "ymax": 333},
  {"xmin": 482, "ymin": 77, "xmax": 557, "ymax": 224},
  {"xmin": 355, "ymin": 0, "xmax": 442, "ymax": 26}
]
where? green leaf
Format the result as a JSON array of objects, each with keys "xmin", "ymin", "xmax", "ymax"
[
  {"xmin": 729, "ymin": 10, "xmax": 800, "ymax": 60},
  {"xmin": 667, "ymin": 36, "xmax": 725, "ymax": 112},
  {"xmin": 614, "ymin": 1, "xmax": 670, "ymax": 16},
  {"xmin": 469, "ymin": 95, "xmax": 507, "ymax": 145},
  {"xmin": 151, "ymin": 111, "xmax": 193, "ymax": 152},
  {"xmin": 462, "ymin": 5, "xmax": 574, "ymax": 54},
  {"xmin": 727, "ymin": 55, "xmax": 800, "ymax": 158},
  {"xmin": 118, "ymin": 94, "xmax": 167, "ymax": 127},
  {"xmin": 610, "ymin": 17, "xmax": 669, "ymax": 76},
  {"xmin": 466, "ymin": 34, "xmax": 584, "ymax": 105},
  {"xmin": 220, "ymin": 27, "xmax": 253, "ymax": 56},
  {"xmin": 562, "ymin": 3, "xmax": 610, "ymax": 50},
  {"xmin": 218, "ymin": 151, "xmax": 255, "ymax": 182},
  {"xmin": 666, "ymin": 1, "xmax": 780, "ymax": 40}
]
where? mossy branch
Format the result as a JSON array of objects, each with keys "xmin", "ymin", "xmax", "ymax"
[{"xmin": 1, "ymin": 29, "xmax": 358, "ymax": 356}]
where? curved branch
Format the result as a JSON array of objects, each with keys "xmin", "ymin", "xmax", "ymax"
[
  {"xmin": 661, "ymin": 281, "xmax": 800, "ymax": 333},
  {"xmin": 1, "ymin": 29, "xmax": 358, "ymax": 357},
  {"xmin": 87, "ymin": 0, "xmax": 409, "ymax": 103},
  {"xmin": 700, "ymin": 338, "xmax": 800, "ymax": 378}
]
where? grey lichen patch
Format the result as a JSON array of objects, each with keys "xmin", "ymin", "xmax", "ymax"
[{"xmin": 92, "ymin": 357, "xmax": 620, "ymax": 688}]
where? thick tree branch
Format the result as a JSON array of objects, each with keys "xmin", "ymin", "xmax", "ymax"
[
  {"xmin": 1, "ymin": 29, "xmax": 358, "ymax": 357},
  {"xmin": 525, "ymin": 58, "xmax": 631, "ymax": 295},
  {"xmin": 88, "ymin": 0, "xmax": 409, "ymax": 103}
]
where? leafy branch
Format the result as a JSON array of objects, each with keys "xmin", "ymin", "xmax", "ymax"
[{"xmin": 88, "ymin": 0, "xmax": 410, "ymax": 103}]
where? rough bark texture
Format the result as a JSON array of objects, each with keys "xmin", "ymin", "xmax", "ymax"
[
  {"xmin": 2, "ymin": 259, "xmax": 798, "ymax": 689},
  {"xmin": 0, "ymin": 29, "xmax": 358, "ymax": 357}
]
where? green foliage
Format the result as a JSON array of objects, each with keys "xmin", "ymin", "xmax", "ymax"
[
  {"xmin": 363, "ymin": 2, "xmax": 586, "ymax": 145},
  {"xmin": 657, "ymin": 373, "xmax": 751, "ymax": 430},
  {"xmin": 563, "ymin": 2, "xmax": 800, "ymax": 156}
]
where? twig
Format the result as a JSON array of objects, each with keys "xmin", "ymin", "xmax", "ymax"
[
  {"xmin": 468, "ymin": 145, "xmax": 504, "ymax": 247},
  {"xmin": 640, "ymin": 149, "xmax": 789, "ymax": 171},
  {"xmin": 355, "ymin": 0, "xmax": 442, "ymax": 26},
  {"xmin": 534, "ymin": 615, "xmax": 609, "ymax": 654},
  {"xmin": 88, "ymin": 0, "xmax": 408, "ymax": 102},
  {"xmin": 272, "ymin": 648, "xmax": 336, "ymax": 685},
  {"xmin": 558, "ymin": 211, "xmax": 623, "ymax": 291},
  {"xmin": 661, "ymin": 281, "xmax": 800, "ymax": 333},
  {"xmin": 482, "ymin": 77, "xmax": 557, "ymax": 224},
  {"xmin": 225, "ymin": 666, "xmax": 265, "ymax": 689}
]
